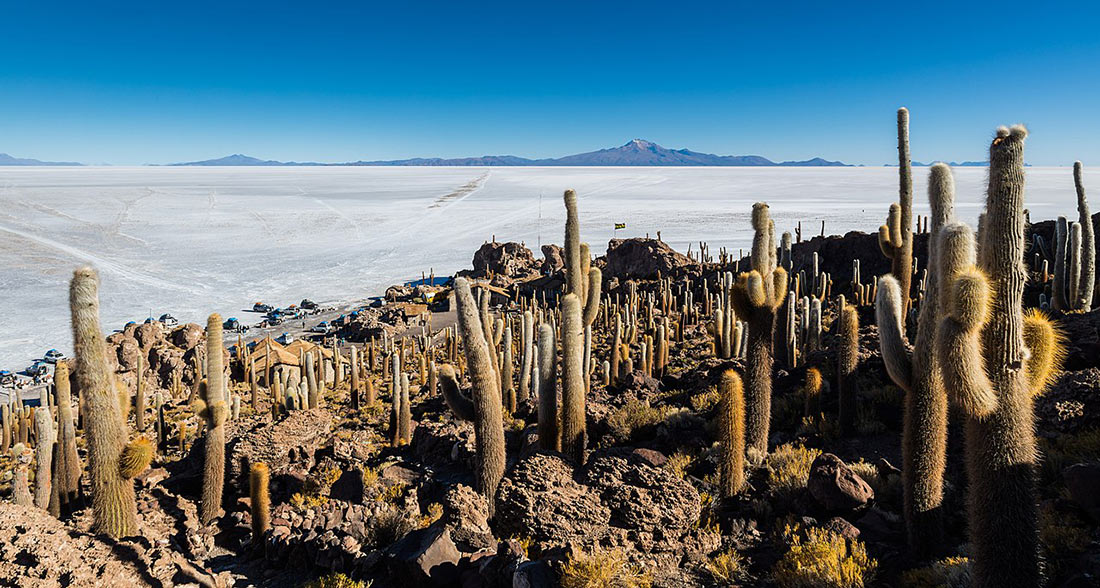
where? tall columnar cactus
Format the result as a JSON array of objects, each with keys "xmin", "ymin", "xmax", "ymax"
[
  {"xmin": 537, "ymin": 323, "xmax": 559, "ymax": 451},
  {"xmin": 1068, "ymin": 222, "xmax": 1083, "ymax": 306},
  {"xmin": 33, "ymin": 407, "xmax": 55, "ymax": 510},
  {"xmin": 305, "ymin": 352, "xmax": 319, "ymax": 409},
  {"xmin": 729, "ymin": 203, "xmax": 788, "ymax": 455},
  {"xmin": 560, "ymin": 294, "xmax": 586, "ymax": 463},
  {"xmin": 70, "ymin": 267, "xmax": 150, "ymax": 537},
  {"xmin": 875, "ymin": 162, "xmax": 954, "ymax": 558},
  {"xmin": 502, "ymin": 326, "xmax": 515, "ymax": 412},
  {"xmin": 560, "ymin": 189, "xmax": 600, "ymax": 462},
  {"xmin": 1071, "ymin": 162, "xmax": 1096, "ymax": 310},
  {"xmin": 350, "ymin": 345, "xmax": 360, "ymax": 411},
  {"xmin": 518, "ymin": 311, "xmax": 534, "ymax": 404},
  {"xmin": 135, "ymin": 353, "xmax": 145, "ymax": 432},
  {"xmin": 452, "ymin": 278, "xmax": 505, "ymax": 512},
  {"xmin": 1, "ymin": 404, "xmax": 9, "ymax": 455},
  {"xmin": 836, "ymin": 303, "xmax": 859, "ymax": 436},
  {"xmin": 194, "ymin": 314, "xmax": 228, "ymax": 525},
  {"xmin": 717, "ymin": 369, "xmax": 745, "ymax": 498},
  {"xmin": 250, "ymin": 462, "xmax": 270, "ymax": 540},
  {"xmin": 1053, "ymin": 216, "xmax": 1069, "ymax": 311},
  {"xmin": 399, "ymin": 373, "xmax": 412, "ymax": 444},
  {"xmin": 879, "ymin": 107, "xmax": 915, "ymax": 317},
  {"xmin": 11, "ymin": 443, "xmax": 32, "ymax": 506},
  {"xmin": 936, "ymin": 126, "xmax": 1045, "ymax": 587}
]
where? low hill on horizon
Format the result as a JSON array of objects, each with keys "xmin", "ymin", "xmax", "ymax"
[
  {"xmin": 0, "ymin": 153, "xmax": 83, "ymax": 166},
  {"xmin": 168, "ymin": 139, "xmax": 851, "ymax": 167}
]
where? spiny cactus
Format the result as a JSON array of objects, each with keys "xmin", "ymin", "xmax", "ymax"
[
  {"xmin": 1068, "ymin": 222, "xmax": 1083, "ymax": 307},
  {"xmin": 12, "ymin": 443, "xmax": 32, "ymax": 506},
  {"xmin": 502, "ymin": 325, "xmax": 515, "ymax": 412},
  {"xmin": 937, "ymin": 126, "xmax": 1044, "ymax": 587},
  {"xmin": 560, "ymin": 293, "xmax": 586, "ymax": 463},
  {"xmin": 194, "ymin": 314, "xmax": 228, "ymax": 525},
  {"xmin": 53, "ymin": 363, "xmax": 82, "ymax": 515},
  {"xmin": 874, "ymin": 161, "xmax": 954, "ymax": 558},
  {"xmin": 803, "ymin": 367, "xmax": 824, "ymax": 418},
  {"xmin": 250, "ymin": 462, "xmax": 270, "ymax": 540},
  {"xmin": 1077, "ymin": 162, "xmax": 1098, "ymax": 308},
  {"xmin": 518, "ymin": 311, "xmax": 534, "ymax": 404},
  {"xmin": 1053, "ymin": 216, "xmax": 1069, "ymax": 311},
  {"xmin": 717, "ymin": 369, "xmax": 745, "ymax": 497},
  {"xmin": 729, "ymin": 203, "xmax": 788, "ymax": 455},
  {"xmin": 33, "ymin": 407, "xmax": 54, "ymax": 510},
  {"xmin": 306, "ymin": 352, "xmax": 319, "ymax": 409},
  {"xmin": 350, "ymin": 345, "xmax": 360, "ymax": 411},
  {"xmin": 398, "ymin": 373, "xmax": 412, "ymax": 444},
  {"xmin": 1, "ymin": 404, "xmax": 9, "ymax": 456},
  {"xmin": 135, "ymin": 353, "xmax": 145, "ymax": 432},
  {"xmin": 878, "ymin": 107, "xmax": 916, "ymax": 316},
  {"xmin": 836, "ymin": 303, "xmax": 859, "ymax": 436},
  {"xmin": 537, "ymin": 323, "xmax": 559, "ymax": 451},
  {"xmin": 70, "ymin": 267, "xmax": 148, "ymax": 537},
  {"xmin": 452, "ymin": 277, "xmax": 505, "ymax": 512}
]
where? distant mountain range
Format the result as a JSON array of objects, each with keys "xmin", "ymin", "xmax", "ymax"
[
  {"xmin": 0, "ymin": 153, "xmax": 83, "ymax": 166},
  {"xmin": 169, "ymin": 139, "xmax": 851, "ymax": 167}
]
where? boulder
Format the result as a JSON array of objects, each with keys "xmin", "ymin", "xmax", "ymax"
[
  {"xmin": 384, "ymin": 525, "xmax": 461, "ymax": 586},
  {"xmin": 442, "ymin": 484, "xmax": 494, "ymax": 552},
  {"xmin": 581, "ymin": 449, "xmax": 700, "ymax": 532},
  {"xmin": 540, "ymin": 244, "xmax": 565, "ymax": 274},
  {"xmin": 172, "ymin": 323, "xmax": 204, "ymax": 351},
  {"xmin": 1064, "ymin": 461, "xmax": 1100, "ymax": 517},
  {"xmin": 227, "ymin": 409, "xmax": 334, "ymax": 486},
  {"xmin": 604, "ymin": 238, "xmax": 695, "ymax": 280},
  {"xmin": 472, "ymin": 241, "xmax": 539, "ymax": 279},
  {"xmin": 114, "ymin": 336, "xmax": 142, "ymax": 372},
  {"xmin": 134, "ymin": 321, "xmax": 164, "ymax": 350},
  {"xmin": 495, "ymin": 451, "xmax": 610, "ymax": 545},
  {"xmin": 513, "ymin": 560, "xmax": 555, "ymax": 588},
  {"xmin": 808, "ymin": 453, "xmax": 874, "ymax": 512}
]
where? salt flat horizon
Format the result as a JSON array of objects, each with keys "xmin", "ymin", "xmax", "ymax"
[{"xmin": 0, "ymin": 165, "xmax": 1090, "ymax": 370}]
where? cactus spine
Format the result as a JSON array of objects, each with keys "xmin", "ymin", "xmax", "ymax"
[
  {"xmin": 250, "ymin": 462, "xmax": 270, "ymax": 540},
  {"xmin": 1072, "ymin": 161, "xmax": 1095, "ymax": 309},
  {"xmin": 878, "ymin": 107, "xmax": 915, "ymax": 316},
  {"xmin": 196, "ymin": 314, "xmax": 228, "ymax": 524},
  {"xmin": 938, "ymin": 126, "xmax": 1041, "ymax": 587},
  {"xmin": 717, "ymin": 369, "xmax": 745, "ymax": 497},
  {"xmin": 730, "ymin": 203, "xmax": 788, "ymax": 455},
  {"xmin": 70, "ymin": 267, "xmax": 147, "ymax": 537},
  {"xmin": 452, "ymin": 277, "xmax": 506, "ymax": 512}
]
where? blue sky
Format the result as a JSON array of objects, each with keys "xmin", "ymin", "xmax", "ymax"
[{"xmin": 2, "ymin": 1, "xmax": 1099, "ymax": 165}]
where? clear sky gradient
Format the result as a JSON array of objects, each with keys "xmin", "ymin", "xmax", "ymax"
[{"xmin": 3, "ymin": 1, "xmax": 1099, "ymax": 166}]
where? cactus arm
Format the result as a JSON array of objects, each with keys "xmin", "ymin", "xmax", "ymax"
[
  {"xmin": 560, "ymin": 293, "xmax": 586, "ymax": 463},
  {"xmin": 875, "ymin": 276, "xmax": 913, "ymax": 393},
  {"xmin": 437, "ymin": 365, "xmax": 476, "ymax": 422},
  {"xmin": 1021, "ymin": 309, "xmax": 1064, "ymax": 396},
  {"xmin": 582, "ymin": 267, "xmax": 602, "ymax": 326}
]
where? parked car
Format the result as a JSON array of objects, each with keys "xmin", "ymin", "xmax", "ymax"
[
  {"xmin": 223, "ymin": 317, "xmax": 241, "ymax": 331},
  {"xmin": 301, "ymin": 299, "xmax": 318, "ymax": 310},
  {"xmin": 24, "ymin": 361, "xmax": 50, "ymax": 377},
  {"xmin": 253, "ymin": 302, "xmax": 273, "ymax": 313},
  {"xmin": 275, "ymin": 332, "xmax": 294, "ymax": 345},
  {"xmin": 43, "ymin": 349, "xmax": 65, "ymax": 363},
  {"xmin": 159, "ymin": 314, "xmax": 179, "ymax": 328},
  {"xmin": 311, "ymin": 321, "xmax": 331, "ymax": 334},
  {"xmin": 0, "ymin": 371, "xmax": 15, "ymax": 386}
]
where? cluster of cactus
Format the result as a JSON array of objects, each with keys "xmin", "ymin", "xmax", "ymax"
[
  {"xmin": 877, "ymin": 158, "xmax": 956, "ymax": 558},
  {"xmin": 1051, "ymin": 162, "xmax": 1096, "ymax": 311},
  {"xmin": 729, "ymin": 202, "xmax": 789, "ymax": 455},
  {"xmin": 69, "ymin": 267, "xmax": 152, "ymax": 537},
  {"xmin": 936, "ymin": 126, "xmax": 1054, "ymax": 586}
]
